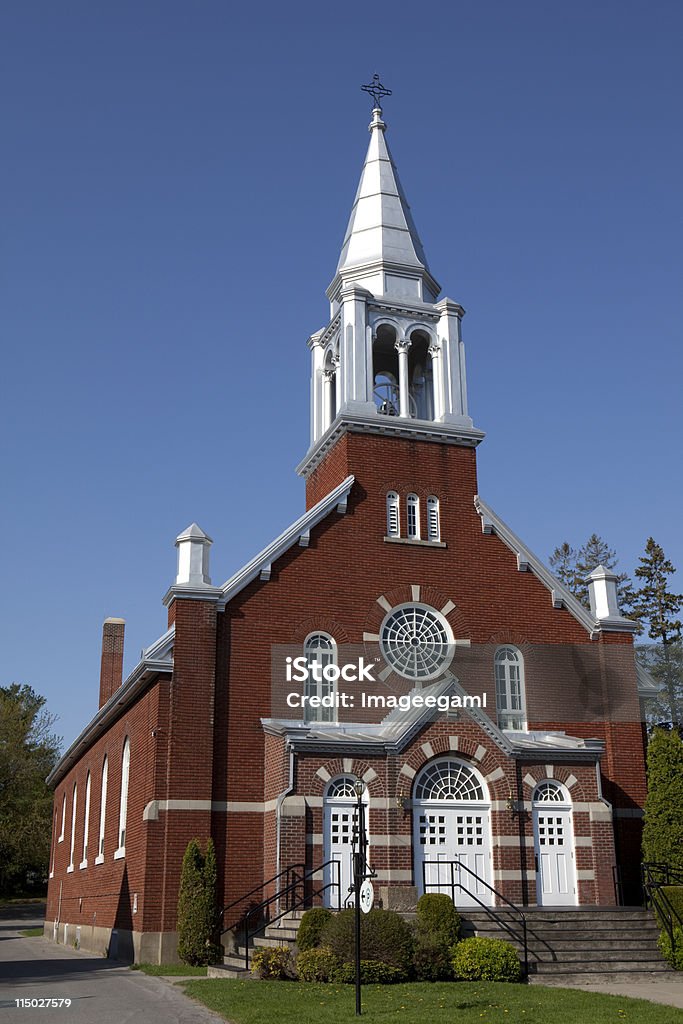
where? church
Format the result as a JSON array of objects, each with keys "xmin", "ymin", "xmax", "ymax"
[{"xmin": 45, "ymin": 88, "xmax": 654, "ymax": 964}]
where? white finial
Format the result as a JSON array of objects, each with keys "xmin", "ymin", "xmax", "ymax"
[
  {"xmin": 175, "ymin": 523, "xmax": 213, "ymax": 586},
  {"xmin": 586, "ymin": 565, "xmax": 620, "ymax": 620}
]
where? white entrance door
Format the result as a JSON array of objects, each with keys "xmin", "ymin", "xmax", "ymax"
[
  {"xmin": 533, "ymin": 784, "xmax": 577, "ymax": 906},
  {"xmin": 323, "ymin": 778, "xmax": 369, "ymax": 909},
  {"xmin": 414, "ymin": 806, "xmax": 492, "ymax": 908}
]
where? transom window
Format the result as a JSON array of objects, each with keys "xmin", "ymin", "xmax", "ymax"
[
  {"xmin": 533, "ymin": 781, "xmax": 567, "ymax": 803},
  {"xmin": 326, "ymin": 775, "xmax": 360, "ymax": 799},
  {"xmin": 380, "ymin": 604, "xmax": 453, "ymax": 681},
  {"xmin": 414, "ymin": 759, "xmax": 485, "ymax": 801},
  {"xmin": 406, "ymin": 494, "xmax": 420, "ymax": 539},
  {"xmin": 494, "ymin": 646, "xmax": 527, "ymax": 731}
]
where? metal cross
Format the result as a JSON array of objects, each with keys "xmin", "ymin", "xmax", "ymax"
[{"xmin": 361, "ymin": 74, "xmax": 392, "ymax": 112}]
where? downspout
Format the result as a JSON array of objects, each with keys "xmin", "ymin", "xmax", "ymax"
[
  {"xmin": 595, "ymin": 759, "xmax": 619, "ymax": 902},
  {"xmin": 275, "ymin": 746, "xmax": 295, "ymax": 919}
]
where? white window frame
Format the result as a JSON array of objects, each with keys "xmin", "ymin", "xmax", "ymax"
[
  {"xmin": 303, "ymin": 632, "xmax": 337, "ymax": 724},
  {"xmin": 67, "ymin": 783, "xmax": 77, "ymax": 873},
  {"xmin": 79, "ymin": 771, "xmax": 91, "ymax": 869},
  {"xmin": 427, "ymin": 495, "xmax": 440, "ymax": 542},
  {"xmin": 495, "ymin": 646, "xmax": 527, "ymax": 731},
  {"xmin": 96, "ymin": 756, "xmax": 108, "ymax": 864},
  {"xmin": 406, "ymin": 493, "xmax": 420, "ymax": 539},
  {"xmin": 114, "ymin": 739, "xmax": 130, "ymax": 860},
  {"xmin": 386, "ymin": 491, "xmax": 400, "ymax": 538}
]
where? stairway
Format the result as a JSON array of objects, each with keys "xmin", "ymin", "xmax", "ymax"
[
  {"xmin": 207, "ymin": 910, "xmax": 304, "ymax": 979},
  {"xmin": 462, "ymin": 906, "xmax": 674, "ymax": 985}
]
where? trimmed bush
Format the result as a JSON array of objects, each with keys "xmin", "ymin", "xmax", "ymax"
[
  {"xmin": 658, "ymin": 927, "xmax": 683, "ymax": 971},
  {"xmin": 177, "ymin": 838, "xmax": 222, "ymax": 966},
  {"xmin": 662, "ymin": 886, "xmax": 683, "ymax": 924},
  {"xmin": 296, "ymin": 946, "xmax": 339, "ymax": 982},
  {"xmin": 451, "ymin": 937, "xmax": 522, "ymax": 982},
  {"xmin": 251, "ymin": 946, "xmax": 293, "ymax": 979},
  {"xmin": 297, "ymin": 907, "xmax": 333, "ymax": 952},
  {"xmin": 334, "ymin": 960, "xmax": 407, "ymax": 984},
  {"xmin": 413, "ymin": 894, "xmax": 461, "ymax": 980},
  {"xmin": 320, "ymin": 908, "xmax": 414, "ymax": 975},
  {"xmin": 642, "ymin": 729, "xmax": 683, "ymax": 875}
]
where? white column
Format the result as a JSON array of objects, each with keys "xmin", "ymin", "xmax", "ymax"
[
  {"xmin": 309, "ymin": 335, "xmax": 325, "ymax": 444},
  {"xmin": 332, "ymin": 355, "xmax": 341, "ymax": 414},
  {"xmin": 322, "ymin": 370, "xmax": 335, "ymax": 431},
  {"xmin": 396, "ymin": 339, "xmax": 411, "ymax": 417},
  {"xmin": 428, "ymin": 343, "xmax": 443, "ymax": 421}
]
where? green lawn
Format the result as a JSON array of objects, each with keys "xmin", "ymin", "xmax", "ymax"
[
  {"xmin": 131, "ymin": 963, "xmax": 208, "ymax": 976},
  {"xmin": 180, "ymin": 979, "xmax": 683, "ymax": 1024},
  {"xmin": 20, "ymin": 927, "xmax": 44, "ymax": 937}
]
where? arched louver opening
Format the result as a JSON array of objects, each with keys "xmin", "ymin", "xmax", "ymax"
[
  {"xmin": 426, "ymin": 495, "xmax": 440, "ymax": 541},
  {"xmin": 386, "ymin": 491, "xmax": 400, "ymax": 538},
  {"xmin": 406, "ymin": 493, "xmax": 420, "ymax": 539}
]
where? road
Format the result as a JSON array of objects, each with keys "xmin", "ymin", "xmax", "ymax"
[{"xmin": 0, "ymin": 905, "xmax": 226, "ymax": 1024}]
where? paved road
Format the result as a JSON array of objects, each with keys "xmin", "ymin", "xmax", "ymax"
[{"xmin": 0, "ymin": 906, "xmax": 226, "ymax": 1024}]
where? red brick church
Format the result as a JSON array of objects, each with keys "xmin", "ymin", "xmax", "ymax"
[{"xmin": 45, "ymin": 96, "xmax": 654, "ymax": 963}]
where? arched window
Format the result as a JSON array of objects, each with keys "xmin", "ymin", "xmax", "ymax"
[
  {"xmin": 80, "ymin": 772, "xmax": 91, "ymax": 868},
  {"xmin": 386, "ymin": 492, "xmax": 400, "ymax": 537},
  {"xmin": 426, "ymin": 496, "xmax": 440, "ymax": 542},
  {"xmin": 59, "ymin": 792, "xmax": 66, "ymax": 842},
  {"xmin": 303, "ymin": 633, "xmax": 337, "ymax": 724},
  {"xmin": 414, "ymin": 758, "xmax": 486, "ymax": 802},
  {"xmin": 115, "ymin": 739, "xmax": 130, "ymax": 858},
  {"xmin": 97, "ymin": 756, "xmax": 108, "ymax": 863},
  {"xmin": 49, "ymin": 809, "xmax": 58, "ymax": 877},
  {"xmin": 68, "ymin": 783, "xmax": 77, "ymax": 872},
  {"xmin": 406, "ymin": 494, "xmax": 420, "ymax": 539},
  {"xmin": 533, "ymin": 781, "xmax": 569, "ymax": 803},
  {"xmin": 495, "ymin": 646, "xmax": 526, "ymax": 731}
]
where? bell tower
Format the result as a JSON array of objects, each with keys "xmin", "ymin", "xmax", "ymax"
[{"xmin": 298, "ymin": 80, "xmax": 484, "ymax": 480}]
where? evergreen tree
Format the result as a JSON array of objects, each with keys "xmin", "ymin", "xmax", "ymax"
[
  {"xmin": 549, "ymin": 542, "xmax": 579, "ymax": 593},
  {"xmin": 0, "ymin": 684, "xmax": 61, "ymax": 895},
  {"xmin": 642, "ymin": 728, "xmax": 683, "ymax": 872},
  {"xmin": 633, "ymin": 539, "xmax": 683, "ymax": 728},
  {"xmin": 177, "ymin": 837, "xmax": 222, "ymax": 965},
  {"xmin": 550, "ymin": 534, "xmax": 637, "ymax": 621}
]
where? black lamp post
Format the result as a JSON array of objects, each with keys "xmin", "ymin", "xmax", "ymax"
[{"xmin": 352, "ymin": 777, "xmax": 366, "ymax": 1016}]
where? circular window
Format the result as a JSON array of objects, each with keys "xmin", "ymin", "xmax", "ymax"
[{"xmin": 380, "ymin": 603, "xmax": 453, "ymax": 681}]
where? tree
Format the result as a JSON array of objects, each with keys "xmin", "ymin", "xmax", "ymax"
[
  {"xmin": 0, "ymin": 684, "xmax": 61, "ymax": 895},
  {"xmin": 642, "ymin": 728, "xmax": 683, "ymax": 873},
  {"xmin": 550, "ymin": 533, "xmax": 637, "ymax": 619},
  {"xmin": 177, "ymin": 837, "xmax": 222, "ymax": 965},
  {"xmin": 633, "ymin": 539, "xmax": 683, "ymax": 728}
]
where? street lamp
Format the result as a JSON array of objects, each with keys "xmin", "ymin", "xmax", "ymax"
[{"xmin": 352, "ymin": 778, "xmax": 366, "ymax": 1016}]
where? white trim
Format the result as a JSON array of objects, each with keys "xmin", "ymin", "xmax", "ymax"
[
  {"xmin": 79, "ymin": 859, "xmax": 88, "ymax": 870},
  {"xmin": 113, "ymin": 847, "xmax": 125, "ymax": 860},
  {"xmin": 94, "ymin": 854, "xmax": 104, "ymax": 865}
]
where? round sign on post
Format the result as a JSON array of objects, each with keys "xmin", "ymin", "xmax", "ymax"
[{"xmin": 359, "ymin": 880, "xmax": 374, "ymax": 914}]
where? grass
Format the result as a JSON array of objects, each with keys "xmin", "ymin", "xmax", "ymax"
[
  {"xmin": 180, "ymin": 979, "xmax": 683, "ymax": 1024},
  {"xmin": 131, "ymin": 963, "xmax": 208, "ymax": 976},
  {"xmin": 20, "ymin": 927, "xmax": 44, "ymax": 937}
]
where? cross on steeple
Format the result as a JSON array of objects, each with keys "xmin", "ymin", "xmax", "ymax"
[{"xmin": 361, "ymin": 74, "xmax": 392, "ymax": 112}]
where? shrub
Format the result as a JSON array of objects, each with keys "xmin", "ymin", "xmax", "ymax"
[
  {"xmin": 296, "ymin": 946, "xmax": 339, "ymax": 982},
  {"xmin": 658, "ymin": 927, "xmax": 683, "ymax": 971},
  {"xmin": 177, "ymin": 838, "xmax": 222, "ymax": 966},
  {"xmin": 642, "ymin": 729, "xmax": 683, "ymax": 874},
  {"xmin": 451, "ymin": 937, "xmax": 522, "ymax": 982},
  {"xmin": 662, "ymin": 886, "xmax": 683, "ymax": 925},
  {"xmin": 320, "ymin": 908, "xmax": 413, "ymax": 975},
  {"xmin": 251, "ymin": 946, "xmax": 293, "ymax": 979},
  {"xmin": 297, "ymin": 908, "xmax": 333, "ymax": 951},
  {"xmin": 413, "ymin": 894, "xmax": 461, "ymax": 980},
  {"xmin": 333, "ymin": 960, "xmax": 407, "ymax": 984}
]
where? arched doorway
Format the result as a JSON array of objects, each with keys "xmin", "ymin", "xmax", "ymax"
[
  {"xmin": 532, "ymin": 781, "xmax": 577, "ymax": 906},
  {"xmin": 413, "ymin": 758, "xmax": 492, "ymax": 908},
  {"xmin": 323, "ymin": 776, "xmax": 369, "ymax": 908}
]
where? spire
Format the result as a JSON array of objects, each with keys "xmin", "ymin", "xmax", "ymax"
[{"xmin": 328, "ymin": 81, "xmax": 440, "ymax": 303}]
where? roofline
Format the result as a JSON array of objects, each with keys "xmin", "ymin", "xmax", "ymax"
[
  {"xmin": 216, "ymin": 475, "xmax": 355, "ymax": 608},
  {"xmin": 473, "ymin": 495, "xmax": 638, "ymax": 638}
]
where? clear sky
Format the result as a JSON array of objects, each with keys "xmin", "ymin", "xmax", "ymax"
[{"xmin": 2, "ymin": 1, "xmax": 682, "ymax": 749}]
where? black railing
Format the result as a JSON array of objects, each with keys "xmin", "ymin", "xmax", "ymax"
[
  {"xmin": 218, "ymin": 863, "xmax": 305, "ymax": 930},
  {"xmin": 642, "ymin": 861, "xmax": 683, "ymax": 955},
  {"xmin": 423, "ymin": 859, "xmax": 529, "ymax": 980},
  {"xmin": 223, "ymin": 860, "xmax": 342, "ymax": 970}
]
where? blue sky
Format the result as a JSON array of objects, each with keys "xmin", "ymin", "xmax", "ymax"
[{"xmin": 2, "ymin": 1, "xmax": 682, "ymax": 748}]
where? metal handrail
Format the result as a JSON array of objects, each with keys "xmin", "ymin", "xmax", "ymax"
[
  {"xmin": 423, "ymin": 859, "xmax": 529, "ymax": 979},
  {"xmin": 240, "ymin": 859, "xmax": 341, "ymax": 970},
  {"xmin": 642, "ymin": 861, "xmax": 683, "ymax": 955},
  {"xmin": 218, "ymin": 863, "xmax": 305, "ymax": 929}
]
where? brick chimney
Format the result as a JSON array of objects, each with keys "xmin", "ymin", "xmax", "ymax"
[{"xmin": 99, "ymin": 617, "xmax": 125, "ymax": 708}]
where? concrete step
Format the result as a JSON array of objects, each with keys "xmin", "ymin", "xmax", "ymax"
[
  {"xmin": 209, "ymin": 960, "xmax": 252, "ymax": 979},
  {"xmin": 531, "ymin": 959, "xmax": 673, "ymax": 975},
  {"xmin": 263, "ymin": 926, "xmax": 299, "ymax": 942},
  {"xmin": 529, "ymin": 971, "xmax": 677, "ymax": 986}
]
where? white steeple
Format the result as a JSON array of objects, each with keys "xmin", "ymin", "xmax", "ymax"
[{"xmin": 299, "ymin": 90, "xmax": 484, "ymax": 478}]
